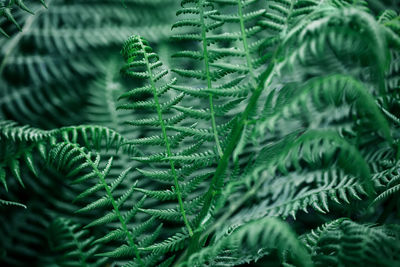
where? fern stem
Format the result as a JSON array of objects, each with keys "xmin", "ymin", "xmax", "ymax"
[
  {"xmin": 97, "ymin": 165, "xmax": 142, "ymax": 263},
  {"xmin": 201, "ymin": 174, "xmax": 264, "ymax": 239},
  {"xmin": 284, "ymin": 0, "xmax": 295, "ymax": 32},
  {"xmin": 138, "ymin": 38, "xmax": 193, "ymax": 236},
  {"xmin": 199, "ymin": 0, "xmax": 223, "ymax": 158},
  {"xmin": 184, "ymin": 60, "xmax": 277, "ymax": 259},
  {"xmin": 237, "ymin": 0, "xmax": 255, "ymax": 84},
  {"xmin": 173, "ymin": 174, "xmax": 265, "ymax": 266},
  {"xmin": 209, "ymin": 95, "xmax": 222, "ymax": 157},
  {"xmin": 74, "ymin": 146, "xmax": 143, "ymax": 264},
  {"xmin": 205, "ymin": 62, "xmax": 275, "ymax": 217}
]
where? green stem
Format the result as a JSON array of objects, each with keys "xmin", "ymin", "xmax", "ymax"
[
  {"xmin": 237, "ymin": 0, "xmax": 255, "ymax": 84},
  {"xmin": 185, "ymin": 61, "xmax": 276, "ymax": 257},
  {"xmin": 75, "ymin": 145, "xmax": 142, "ymax": 264},
  {"xmin": 138, "ymin": 38, "xmax": 193, "ymax": 236},
  {"xmin": 200, "ymin": 175, "xmax": 264, "ymax": 240},
  {"xmin": 199, "ymin": 0, "xmax": 223, "ymax": 158}
]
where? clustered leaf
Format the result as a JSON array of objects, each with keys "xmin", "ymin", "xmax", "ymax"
[{"xmin": 1, "ymin": 0, "xmax": 400, "ymax": 267}]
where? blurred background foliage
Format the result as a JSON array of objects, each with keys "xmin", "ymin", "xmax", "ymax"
[{"xmin": 0, "ymin": 1, "xmax": 180, "ymax": 265}]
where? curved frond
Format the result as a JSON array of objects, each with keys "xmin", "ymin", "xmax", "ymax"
[
  {"xmin": 300, "ymin": 218, "xmax": 400, "ymax": 266},
  {"xmin": 180, "ymin": 217, "xmax": 312, "ymax": 267}
]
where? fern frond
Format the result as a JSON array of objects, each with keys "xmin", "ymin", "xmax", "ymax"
[
  {"xmin": 172, "ymin": 0, "xmax": 231, "ymax": 157},
  {"xmin": 375, "ymin": 183, "xmax": 398, "ymax": 204},
  {"xmin": 208, "ymin": 128, "xmax": 375, "ymax": 237},
  {"xmin": 0, "ymin": 120, "xmax": 51, "ymax": 141},
  {"xmin": 119, "ymin": 35, "xmax": 194, "ymax": 235},
  {"xmin": 300, "ymin": 218, "xmax": 400, "ymax": 266},
  {"xmin": 0, "ymin": 120, "xmax": 128, "ymax": 190},
  {"xmin": 180, "ymin": 217, "xmax": 312, "ymax": 267},
  {"xmin": 0, "ymin": 198, "xmax": 26, "ymax": 208},
  {"xmin": 134, "ymin": 188, "xmax": 176, "ymax": 201},
  {"xmin": 234, "ymin": 169, "xmax": 368, "ymax": 222},
  {"xmin": 139, "ymin": 208, "xmax": 183, "ymax": 222},
  {"xmin": 48, "ymin": 218, "xmax": 106, "ymax": 267},
  {"xmin": 141, "ymin": 230, "xmax": 189, "ymax": 253},
  {"xmin": 281, "ymin": 7, "xmax": 390, "ymax": 99},
  {"xmin": 57, "ymin": 125, "xmax": 127, "ymax": 152},
  {"xmin": 0, "ymin": 0, "xmax": 46, "ymax": 36},
  {"xmin": 0, "ymin": 121, "xmax": 48, "ymax": 189},
  {"xmin": 48, "ymin": 142, "xmax": 144, "ymax": 264},
  {"xmin": 256, "ymin": 74, "xmax": 392, "ymax": 142},
  {"xmin": 251, "ymin": 130, "xmax": 372, "ymax": 185}
]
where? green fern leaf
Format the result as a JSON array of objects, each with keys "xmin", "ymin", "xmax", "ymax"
[
  {"xmin": 180, "ymin": 217, "xmax": 312, "ymax": 267},
  {"xmin": 141, "ymin": 231, "xmax": 189, "ymax": 253},
  {"xmin": 48, "ymin": 218, "xmax": 106, "ymax": 267}
]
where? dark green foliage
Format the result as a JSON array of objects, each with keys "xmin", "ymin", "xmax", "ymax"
[
  {"xmin": 301, "ymin": 218, "xmax": 400, "ymax": 266},
  {"xmin": 180, "ymin": 217, "xmax": 312, "ymax": 267},
  {"xmin": 46, "ymin": 218, "xmax": 107, "ymax": 267},
  {"xmin": 0, "ymin": 0, "xmax": 47, "ymax": 37},
  {"xmin": 1, "ymin": 0, "xmax": 400, "ymax": 266}
]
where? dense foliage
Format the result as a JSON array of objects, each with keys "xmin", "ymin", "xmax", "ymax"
[{"xmin": 1, "ymin": 0, "xmax": 400, "ymax": 266}]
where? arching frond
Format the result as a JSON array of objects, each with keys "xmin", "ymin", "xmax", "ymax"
[
  {"xmin": 300, "ymin": 218, "xmax": 400, "ymax": 266},
  {"xmin": 180, "ymin": 217, "xmax": 312, "ymax": 267}
]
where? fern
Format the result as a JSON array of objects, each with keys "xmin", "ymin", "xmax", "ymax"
[
  {"xmin": 0, "ymin": 0, "xmax": 46, "ymax": 37},
  {"xmin": 0, "ymin": 120, "xmax": 127, "ymax": 190},
  {"xmin": 48, "ymin": 141, "xmax": 147, "ymax": 264},
  {"xmin": 300, "ymin": 218, "xmax": 400, "ymax": 266},
  {"xmin": 2, "ymin": 0, "xmax": 400, "ymax": 266},
  {"xmin": 0, "ymin": 198, "xmax": 25, "ymax": 208},
  {"xmin": 119, "ymin": 35, "xmax": 194, "ymax": 236},
  {"xmin": 179, "ymin": 217, "xmax": 312, "ymax": 267},
  {"xmin": 46, "ymin": 217, "xmax": 106, "ymax": 267}
]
